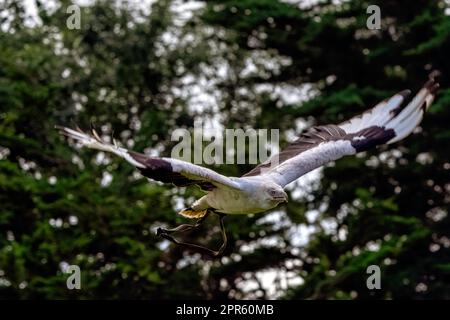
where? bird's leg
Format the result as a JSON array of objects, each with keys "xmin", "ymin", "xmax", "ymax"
[
  {"xmin": 214, "ymin": 212, "xmax": 228, "ymax": 257},
  {"xmin": 156, "ymin": 212, "xmax": 209, "ymax": 236},
  {"xmin": 156, "ymin": 210, "xmax": 228, "ymax": 257}
]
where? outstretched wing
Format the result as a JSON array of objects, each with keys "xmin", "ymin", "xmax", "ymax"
[
  {"xmin": 243, "ymin": 72, "xmax": 440, "ymax": 187},
  {"xmin": 57, "ymin": 126, "xmax": 242, "ymax": 191}
]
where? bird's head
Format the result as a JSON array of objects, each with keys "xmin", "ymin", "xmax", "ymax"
[{"xmin": 265, "ymin": 184, "xmax": 288, "ymax": 204}]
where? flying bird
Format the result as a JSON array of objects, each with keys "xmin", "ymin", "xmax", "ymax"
[{"xmin": 57, "ymin": 72, "xmax": 440, "ymax": 256}]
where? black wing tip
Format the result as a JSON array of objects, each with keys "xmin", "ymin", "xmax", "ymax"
[
  {"xmin": 55, "ymin": 124, "xmax": 72, "ymax": 132},
  {"xmin": 55, "ymin": 124, "xmax": 83, "ymax": 133},
  {"xmin": 429, "ymin": 70, "xmax": 441, "ymax": 80},
  {"xmin": 424, "ymin": 70, "xmax": 441, "ymax": 94},
  {"xmin": 398, "ymin": 89, "xmax": 412, "ymax": 99},
  {"xmin": 55, "ymin": 124, "xmax": 70, "ymax": 136}
]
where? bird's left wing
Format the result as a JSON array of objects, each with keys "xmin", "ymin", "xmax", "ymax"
[
  {"xmin": 57, "ymin": 126, "xmax": 242, "ymax": 191},
  {"xmin": 243, "ymin": 72, "xmax": 439, "ymax": 187}
]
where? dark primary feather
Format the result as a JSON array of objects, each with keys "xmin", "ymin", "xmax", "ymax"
[
  {"xmin": 129, "ymin": 152, "xmax": 216, "ymax": 190},
  {"xmin": 348, "ymin": 126, "xmax": 396, "ymax": 152}
]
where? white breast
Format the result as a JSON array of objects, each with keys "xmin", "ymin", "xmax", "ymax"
[{"xmin": 205, "ymin": 179, "xmax": 274, "ymax": 215}]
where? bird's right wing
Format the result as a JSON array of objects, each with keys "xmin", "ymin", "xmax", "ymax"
[
  {"xmin": 243, "ymin": 72, "xmax": 439, "ymax": 187},
  {"xmin": 57, "ymin": 126, "xmax": 242, "ymax": 191}
]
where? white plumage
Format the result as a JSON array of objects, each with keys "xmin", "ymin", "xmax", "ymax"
[{"xmin": 58, "ymin": 72, "xmax": 439, "ymax": 218}]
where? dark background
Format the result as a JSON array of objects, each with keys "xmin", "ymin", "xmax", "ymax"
[{"xmin": 0, "ymin": 0, "xmax": 449, "ymax": 299}]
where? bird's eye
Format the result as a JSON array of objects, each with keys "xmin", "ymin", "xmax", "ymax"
[{"xmin": 269, "ymin": 189, "xmax": 277, "ymax": 196}]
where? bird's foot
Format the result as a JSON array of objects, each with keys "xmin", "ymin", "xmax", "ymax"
[{"xmin": 156, "ymin": 211, "xmax": 227, "ymax": 257}]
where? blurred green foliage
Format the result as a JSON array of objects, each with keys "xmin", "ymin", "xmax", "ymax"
[{"xmin": 0, "ymin": 0, "xmax": 449, "ymax": 299}]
